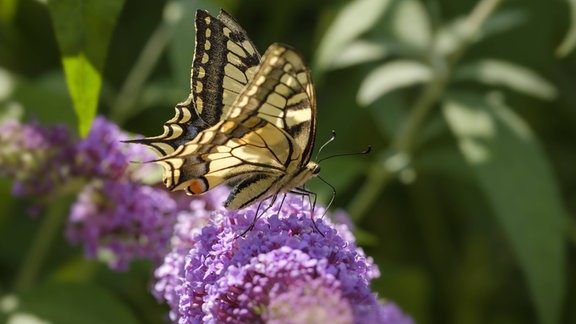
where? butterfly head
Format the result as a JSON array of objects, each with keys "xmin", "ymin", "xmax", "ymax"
[
  {"xmin": 297, "ymin": 161, "xmax": 321, "ymax": 184},
  {"xmin": 310, "ymin": 162, "xmax": 321, "ymax": 175}
]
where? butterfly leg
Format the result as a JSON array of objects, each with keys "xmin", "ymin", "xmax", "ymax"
[
  {"xmin": 237, "ymin": 194, "xmax": 278, "ymax": 237},
  {"xmin": 275, "ymin": 193, "xmax": 287, "ymax": 216},
  {"xmin": 289, "ymin": 187, "xmax": 325, "ymax": 237}
]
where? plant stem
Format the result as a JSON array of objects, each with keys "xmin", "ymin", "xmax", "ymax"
[
  {"xmin": 14, "ymin": 198, "xmax": 70, "ymax": 292},
  {"xmin": 347, "ymin": 0, "xmax": 503, "ymax": 221}
]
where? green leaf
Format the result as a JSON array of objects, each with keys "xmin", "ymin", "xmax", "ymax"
[
  {"xmin": 48, "ymin": 0, "xmax": 124, "ymax": 136},
  {"xmin": 556, "ymin": 0, "xmax": 576, "ymax": 57},
  {"xmin": 8, "ymin": 282, "xmax": 139, "ymax": 324},
  {"xmin": 453, "ymin": 59, "xmax": 557, "ymax": 100},
  {"xmin": 390, "ymin": 0, "xmax": 432, "ymax": 53},
  {"xmin": 436, "ymin": 9, "xmax": 527, "ymax": 56},
  {"xmin": 442, "ymin": 91, "xmax": 566, "ymax": 324},
  {"xmin": 328, "ymin": 40, "xmax": 388, "ymax": 70},
  {"xmin": 314, "ymin": 0, "xmax": 392, "ymax": 72},
  {"xmin": 0, "ymin": 0, "xmax": 18, "ymax": 24},
  {"xmin": 357, "ymin": 60, "xmax": 431, "ymax": 106}
]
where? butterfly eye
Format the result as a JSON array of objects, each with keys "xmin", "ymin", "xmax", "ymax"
[{"xmin": 313, "ymin": 164, "xmax": 321, "ymax": 175}]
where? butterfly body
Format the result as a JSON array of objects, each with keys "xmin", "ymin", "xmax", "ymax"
[{"xmin": 132, "ymin": 10, "xmax": 319, "ymax": 210}]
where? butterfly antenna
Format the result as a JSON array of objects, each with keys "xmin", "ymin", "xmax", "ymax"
[
  {"xmin": 315, "ymin": 130, "xmax": 336, "ymax": 161},
  {"xmin": 318, "ymin": 146, "xmax": 372, "ymax": 164}
]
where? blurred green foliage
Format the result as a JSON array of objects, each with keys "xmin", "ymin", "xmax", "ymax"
[{"xmin": 1, "ymin": 0, "xmax": 575, "ymax": 323}]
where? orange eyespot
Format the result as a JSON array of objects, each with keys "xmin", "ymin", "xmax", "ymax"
[{"xmin": 187, "ymin": 178, "xmax": 208, "ymax": 195}]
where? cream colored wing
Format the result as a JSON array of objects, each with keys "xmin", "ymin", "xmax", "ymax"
[
  {"xmin": 225, "ymin": 43, "xmax": 317, "ymax": 164},
  {"xmin": 128, "ymin": 9, "xmax": 261, "ymax": 156},
  {"xmin": 155, "ymin": 43, "xmax": 319, "ymax": 210},
  {"xmin": 157, "ymin": 116, "xmax": 292, "ymax": 200}
]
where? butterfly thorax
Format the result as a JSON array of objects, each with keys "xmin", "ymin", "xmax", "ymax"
[{"xmin": 278, "ymin": 161, "xmax": 319, "ymax": 194}]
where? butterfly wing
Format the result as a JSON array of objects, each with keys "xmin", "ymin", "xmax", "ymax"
[
  {"xmin": 226, "ymin": 43, "xmax": 317, "ymax": 165},
  {"xmin": 158, "ymin": 44, "xmax": 318, "ymax": 209},
  {"xmin": 158, "ymin": 116, "xmax": 289, "ymax": 194},
  {"xmin": 129, "ymin": 9, "xmax": 261, "ymax": 156},
  {"xmin": 192, "ymin": 10, "xmax": 261, "ymax": 123}
]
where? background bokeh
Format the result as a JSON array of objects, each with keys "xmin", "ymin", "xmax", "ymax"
[{"xmin": 1, "ymin": 0, "xmax": 574, "ymax": 323}]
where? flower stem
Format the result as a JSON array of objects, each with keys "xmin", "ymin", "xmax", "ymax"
[
  {"xmin": 14, "ymin": 198, "xmax": 70, "ymax": 293},
  {"xmin": 347, "ymin": 0, "xmax": 503, "ymax": 221}
]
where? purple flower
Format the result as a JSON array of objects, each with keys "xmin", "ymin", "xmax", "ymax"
[
  {"xmin": 0, "ymin": 116, "xmax": 178, "ymax": 268},
  {"xmin": 153, "ymin": 186, "xmax": 228, "ymax": 321},
  {"xmin": 0, "ymin": 116, "xmax": 156, "ymax": 197},
  {"xmin": 152, "ymin": 194, "xmax": 412, "ymax": 323},
  {"xmin": 73, "ymin": 116, "xmax": 156, "ymax": 180},
  {"xmin": 66, "ymin": 179, "xmax": 179, "ymax": 270},
  {"xmin": 264, "ymin": 275, "xmax": 353, "ymax": 324},
  {"xmin": 376, "ymin": 302, "xmax": 415, "ymax": 324},
  {"xmin": 0, "ymin": 119, "xmax": 74, "ymax": 196}
]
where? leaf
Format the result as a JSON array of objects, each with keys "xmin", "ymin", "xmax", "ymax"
[
  {"xmin": 328, "ymin": 40, "xmax": 388, "ymax": 70},
  {"xmin": 48, "ymin": 0, "xmax": 124, "ymax": 136},
  {"xmin": 9, "ymin": 282, "xmax": 139, "ymax": 324},
  {"xmin": 436, "ymin": 9, "xmax": 527, "ymax": 56},
  {"xmin": 357, "ymin": 60, "xmax": 431, "ymax": 106},
  {"xmin": 314, "ymin": 0, "xmax": 392, "ymax": 72},
  {"xmin": 453, "ymin": 59, "xmax": 557, "ymax": 100},
  {"xmin": 389, "ymin": 0, "xmax": 432, "ymax": 53},
  {"xmin": 0, "ymin": 0, "xmax": 18, "ymax": 24},
  {"xmin": 556, "ymin": 0, "xmax": 576, "ymax": 57},
  {"xmin": 442, "ymin": 91, "xmax": 566, "ymax": 324}
]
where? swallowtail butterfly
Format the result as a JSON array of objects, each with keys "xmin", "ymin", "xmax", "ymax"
[{"xmin": 131, "ymin": 10, "xmax": 319, "ymax": 210}]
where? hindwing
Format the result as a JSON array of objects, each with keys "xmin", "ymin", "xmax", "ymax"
[
  {"xmin": 225, "ymin": 44, "xmax": 317, "ymax": 164},
  {"xmin": 129, "ymin": 9, "xmax": 261, "ymax": 155}
]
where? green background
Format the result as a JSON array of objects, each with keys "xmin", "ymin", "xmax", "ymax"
[{"xmin": 0, "ymin": 0, "xmax": 574, "ymax": 323}]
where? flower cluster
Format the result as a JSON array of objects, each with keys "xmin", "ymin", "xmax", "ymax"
[
  {"xmin": 66, "ymin": 180, "xmax": 178, "ymax": 270},
  {"xmin": 153, "ymin": 194, "xmax": 413, "ymax": 324},
  {"xmin": 0, "ymin": 119, "xmax": 74, "ymax": 196},
  {"xmin": 73, "ymin": 116, "xmax": 157, "ymax": 181},
  {"xmin": 0, "ymin": 116, "xmax": 183, "ymax": 270},
  {"xmin": 152, "ymin": 186, "xmax": 228, "ymax": 321},
  {"xmin": 2, "ymin": 117, "xmax": 413, "ymax": 322}
]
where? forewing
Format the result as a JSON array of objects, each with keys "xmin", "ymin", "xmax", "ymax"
[
  {"xmin": 226, "ymin": 43, "xmax": 317, "ymax": 164},
  {"xmin": 192, "ymin": 10, "xmax": 261, "ymax": 122},
  {"xmin": 128, "ymin": 9, "xmax": 261, "ymax": 156}
]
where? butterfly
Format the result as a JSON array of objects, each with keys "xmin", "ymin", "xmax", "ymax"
[{"xmin": 131, "ymin": 10, "xmax": 319, "ymax": 210}]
